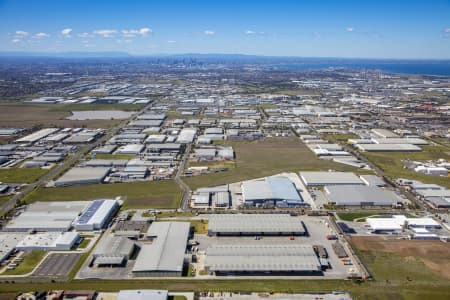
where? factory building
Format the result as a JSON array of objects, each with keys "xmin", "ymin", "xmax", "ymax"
[
  {"xmin": 0, "ymin": 233, "xmax": 26, "ymax": 262},
  {"xmin": 55, "ymin": 167, "xmax": 110, "ymax": 186},
  {"xmin": 205, "ymin": 245, "xmax": 321, "ymax": 275},
  {"xmin": 300, "ymin": 171, "xmax": 364, "ymax": 186},
  {"xmin": 15, "ymin": 128, "xmax": 59, "ymax": 144},
  {"xmin": 132, "ymin": 222, "xmax": 190, "ymax": 277},
  {"xmin": 325, "ymin": 185, "xmax": 400, "ymax": 206},
  {"xmin": 366, "ymin": 215, "xmax": 441, "ymax": 234},
  {"xmin": 4, "ymin": 201, "xmax": 89, "ymax": 232},
  {"xmin": 15, "ymin": 232, "xmax": 79, "ymax": 251},
  {"xmin": 242, "ymin": 176, "xmax": 304, "ymax": 207},
  {"xmin": 74, "ymin": 199, "xmax": 120, "ymax": 231},
  {"xmin": 92, "ymin": 235, "xmax": 135, "ymax": 267},
  {"xmin": 117, "ymin": 290, "xmax": 168, "ymax": 300},
  {"xmin": 177, "ymin": 128, "xmax": 197, "ymax": 144},
  {"xmin": 208, "ymin": 214, "xmax": 306, "ymax": 236}
]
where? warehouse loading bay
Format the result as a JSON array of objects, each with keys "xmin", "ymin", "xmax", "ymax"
[{"xmin": 192, "ymin": 215, "xmax": 357, "ymax": 279}]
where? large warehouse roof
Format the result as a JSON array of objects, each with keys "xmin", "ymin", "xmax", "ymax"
[
  {"xmin": 133, "ymin": 222, "xmax": 190, "ymax": 274},
  {"xmin": 242, "ymin": 177, "xmax": 302, "ymax": 204},
  {"xmin": 74, "ymin": 199, "xmax": 118, "ymax": 230},
  {"xmin": 355, "ymin": 144, "xmax": 422, "ymax": 152},
  {"xmin": 300, "ymin": 171, "xmax": 364, "ymax": 186},
  {"xmin": 205, "ymin": 245, "xmax": 320, "ymax": 272},
  {"xmin": 4, "ymin": 201, "xmax": 89, "ymax": 232},
  {"xmin": 117, "ymin": 290, "xmax": 168, "ymax": 300},
  {"xmin": 15, "ymin": 128, "xmax": 59, "ymax": 143},
  {"xmin": 55, "ymin": 167, "xmax": 110, "ymax": 186},
  {"xmin": 325, "ymin": 185, "xmax": 400, "ymax": 206},
  {"xmin": 208, "ymin": 214, "xmax": 305, "ymax": 235}
]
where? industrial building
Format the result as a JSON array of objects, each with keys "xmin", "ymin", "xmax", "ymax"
[
  {"xmin": 74, "ymin": 199, "xmax": 119, "ymax": 231},
  {"xmin": 300, "ymin": 171, "xmax": 364, "ymax": 186},
  {"xmin": 132, "ymin": 222, "xmax": 190, "ymax": 277},
  {"xmin": 324, "ymin": 185, "xmax": 400, "ymax": 206},
  {"xmin": 205, "ymin": 245, "xmax": 322, "ymax": 275},
  {"xmin": 355, "ymin": 143, "xmax": 422, "ymax": 152},
  {"xmin": 208, "ymin": 214, "xmax": 306, "ymax": 236},
  {"xmin": 4, "ymin": 201, "xmax": 89, "ymax": 232},
  {"xmin": 15, "ymin": 128, "xmax": 59, "ymax": 144},
  {"xmin": 241, "ymin": 176, "xmax": 304, "ymax": 207},
  {"xmin": 92, "ymin": 235, "xmax": 135, "ymax": 267},
  {"xmin": 0, "ymin": 233, "xmax": 26, "ymax": 262},
  {"xmin": 177, "ymin": 128, "xmax": 197, "ymax": 144},
  {"xmin": 366, "ymin": 215, "xmax": 441, "ymax": 234},
  {"xmin": 117, "ymin": 290, "xmax": 168, "ymax": 300},
  {"xmin": 15, "ymin": 232, "xmax": 79, "ymax": 251},
  {"xmin": 55, "ymin": 167, "xmax": 110, "ymax": 186}
]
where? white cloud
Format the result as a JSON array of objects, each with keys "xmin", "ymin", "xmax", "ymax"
[
  {"xmin": 445, "ymin": 28, "xmax": 450, "ymax": 33},
  {"xmin": 167, "ymin": 40, "xmax": 176, "ymax": 43},
  {"xmin": 34, "ymin": 32, "xmax": 50, "ymax": 38},
  {"xmin": 12, "ymin": 39, "xmax": 21, "ymax": 43},
  {"xmin": 245, "ymin": 30, "xmax": 256, "ymax": 35},
  {"xmin": 346, "ymin": 27, "xmax": 354, "ymax": 32},
  {"xmin": 121, "ymin": 29, "xmax": 139, "ymax": 37},
  {"xmin": 139, "ymin": 27, "xmax": 152, "ymax": 36},
  {"xmin": 78, "ymin": 32, "xmax": 94, "ymax": 38},
  {"xmin": 204, "ymin": 30, "xmax": 215, "ymax": 35},
  {"xmin": 61, "ymin": 28, "xmax": 72, "ymax": 37},
  {"xmin": 15, "ymin": 30, "xmax": 29, "ymax": 37},
  {"xmin": 93, "ymin": 29, "xmax": 118, "ymax": 38}
]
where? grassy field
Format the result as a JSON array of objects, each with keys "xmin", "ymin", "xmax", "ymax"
[
  {"xmin": 337, "ymin": 212, "xmax": 382, "ymax": 222},
  {"xmin": 362, "ymin": 145, "xmax": 450, "ymax": 188},
  {"xmin": 0, "ymin": 103, "xmax": 128, "ymax": 128},
  {"xmin": 185, "ymin": 138, "xmax": 368, "ymax": 189},
  {"xmin": 322, "ymin": 134, "xmax": 360, "ymax": 143},
  {"xmin": 24, "ymin": 180, "xmax": 182, "ymax": 209},
  {"xmin": 1, "ymin": 251, "xmax": 46, "ymax": 276},
  {"xmin": 77, "ymin": 238, "xmax": 91, "ymax": 249},
  {"xmin": 87, "ymin": 153, "xmax": 135, "ymax": 160},
  {"xmin": 0, "ymin": 166, "xmax": 49, "ymax": 183},
  {"xmin": 49, "ymin": 103, "xmax": 145, "ymax": 112}
]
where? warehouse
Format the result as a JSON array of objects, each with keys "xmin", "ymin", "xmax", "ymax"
[
  {"xmin": 372, "ymin": 137, "xmax": 429, "ymax": 145},
  {"xmin": 0, "ymin": 233, "xmax": 26, "ymax": 262},
  {"xmin": 15, "ymin": 128, "xmax": 59, "ymax": 144},
  {"xmin": 4, "ymin": 201, "xmax": 89, "ymax": 232},
  {"xmin": 208, "ymin": 214, "xmax": 306, "ymax": 236},
  {"xmin": 117, "ymin": 144, "xmax": 145, "ymax": 154},
  {"xmin": 325, "ymin": 185, "xmax": 400, "ymax": 206},
  {"xmin": 355, "ymin": 143, "xmax": 422, "ymax": 152},
  {"xmin": 300, "ymin": 171, "xmax": 364, "ymax": 186},
  {"xmin": 55, "ymin": 167, "xmax": 110, "ymax": 186},
  {"xmin": 205, "ymin": 245, "xmax": 321, "ymax": 275},
  {"xmin": 74, "ymin": 199, "xmax": 119, "ymax": 231},
  {"xmin": 117, "ymin": 290, "xmax": 168, "ymax": 300},
  {"xmin": 92, "ymin": 235, "xmax": 135, "ymax": 267},
  {"xmin": 132, "ymin": 222, "xmax": 190, "ymax": 277},
  {"xmin": 371, "ymin": 128, "xmax": 399, "ymax": 139},
  {"xmin": 366, "ymin": 215, "xmax": 441, "ymax": 233},
  {"xmin": 137, "ymin": 113, "xmax": 167, "ymax": 120},
  {"xmin": 242, "ymin": 176, "xmax": 304, "ymax": 207},
  {"xmin": 177, "ymin": 128, "xmax": 197, "ymax": 144},
  {"xmin": 15, "ymin": 232, "xmax": 79, "ymax": 251},
  {"xmin": 129, "ymin": 120, "xmax": 163, "ymax": 127}
]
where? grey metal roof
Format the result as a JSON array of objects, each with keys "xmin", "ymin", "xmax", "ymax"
[
  {"xmin": 325, "ymin": 185, "xmax": 400, "ymax": 206},
  {"xmin": 133, "ymin": 222, "xmax": 189, "ymax": 273},
  {"xmin": 205, "ymin": 245, "xmax": 320, "ymax": 272},
  {"xmin": 242, "ymin": 177, "xmax": 302, "ymax": 203},
  {"xmin": 117, "ymin": 290, "xmax": 168, "ymax": 300},
  {"xmin": 208, "ymin": 214, "xmax": 305, "ymax": 234},
  {"xmin": 300, "ymin": 171, "xmax": 364, "ymax": 186},
  {"xmin": 93, "ymin": 235, "xmax": 135, "ymax": 258},
  {"xmin": 55, "ymin": 167, "xmax": 110, "ymax": 186}
]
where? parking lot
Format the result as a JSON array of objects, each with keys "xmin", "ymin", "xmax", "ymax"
[{"xmin": 32, "ymin": 253, "xmax": 81, "ymax": 277}]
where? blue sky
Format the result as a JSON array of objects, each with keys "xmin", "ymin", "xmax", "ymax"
[{"xmin": 0, "ymin": 0, "xmax": 449, "ymax": 58}]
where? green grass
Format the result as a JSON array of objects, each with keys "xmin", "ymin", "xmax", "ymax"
[
  {"xmin": 0, "ymin": 195, "xmax": 11, "ymax": 206},
  {"xmin": 185, "ymin": 138, "xmax": 369, "ymax": 190},
  {"xmin": 170, "ymin": 296, "xmax": 187, "ymax": 300},
  {"xmin": 322, "ymin": 133, "xmax": 360, "ymax": 143},
  {"xmin": 0, "ymin": 166, "xmax": 49, "ymax": 183},
  {"xmin": 87, "ymin": 153, "xmax": 135, "ymax": 160},
  {"xmin": 337, "ymin": 212, "xmax": 383, "ymax": 222},
  {"xmin": 362, "ymin": 145, "xmax": 450, "ymax": 188},
  {"xmin": 77, "ymin": 238, "xmax": 91, "ymax": 249},
  {"xmin": 24, "ymin": 180, "xmax": 182, "ymax": 209},
  {"xmin": 1, "ymin": 251, "xmax": 46, "ymax": 275}
]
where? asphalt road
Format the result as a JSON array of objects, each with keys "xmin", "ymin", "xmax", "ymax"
[{"xmin": 176, "ymin": 143, "xmax": 192, "ymax": 211}]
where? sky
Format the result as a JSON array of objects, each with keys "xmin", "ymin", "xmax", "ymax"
[{"xmin": 0, "ymin": 0, "xmax": 449, "ymax": 59}]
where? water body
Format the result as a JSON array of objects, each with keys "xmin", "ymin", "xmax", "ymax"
[
  {"xmin": 67, "ymin": 110, "xmax": 134, "ymax": 120},
  {"xmin": 271, "ymin": 62, "xmax": 450, "ymax": 76}
]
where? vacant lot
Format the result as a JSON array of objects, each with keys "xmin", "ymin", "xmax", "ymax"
[
  {"xmin": 24, "ymin": 180, "xmax": 182, "ymax": 209},
  {"xmin": 0, "ymin": 166, "xmax": 49, "ymax": 183},
  {"xmin": 350, "ymin": 236, "xmax": 450, "ymax": 281},
  {"xmin": 1, "ymin": 251, "xmax": 46, "ymax": 276},
  {"xmin": 185, "ymin": 138, "xmax": 368, "ymax": 189},
  {"xmin": 362, "ymin": 145, "xmax": 450, "ymax": 188},
  {"xmin": 0, "ymin": 103, "xmax": 138, "ymax": 128}
]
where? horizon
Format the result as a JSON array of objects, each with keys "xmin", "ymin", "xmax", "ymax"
[{"xmin": 1, "ymin": 0, "xmax": 449, "ymax": 59}]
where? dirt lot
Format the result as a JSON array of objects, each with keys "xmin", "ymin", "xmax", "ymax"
[
  {"xmin": 0, "ymin": 104, "xmax": 121, "ymax": 128},
  {"xmin": 350, "ymin": 236, "xmax": 450, "ymax": 280}
]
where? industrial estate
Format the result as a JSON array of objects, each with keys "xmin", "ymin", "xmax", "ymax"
[{"xmin": 0, "ymin": 41, "xmax": 449, "ymax": 300}]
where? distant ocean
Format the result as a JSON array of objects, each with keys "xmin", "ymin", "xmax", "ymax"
[{"xmin": 271, "ymin": 62, "xmax": 450, "ymax": 76}]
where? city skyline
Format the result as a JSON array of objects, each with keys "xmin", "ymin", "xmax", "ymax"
[{"xmin": 0, "ymin": 0, "xmax": 450, "ymax": 59}]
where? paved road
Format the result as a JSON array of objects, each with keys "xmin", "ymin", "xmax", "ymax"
[
  {"xmin": 176, "ymin": 143, "xmax": 192, "ymax": 211},
  {"xmin": 0, "ymin": 103, "xmax": 152, "ymax": 214}
]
